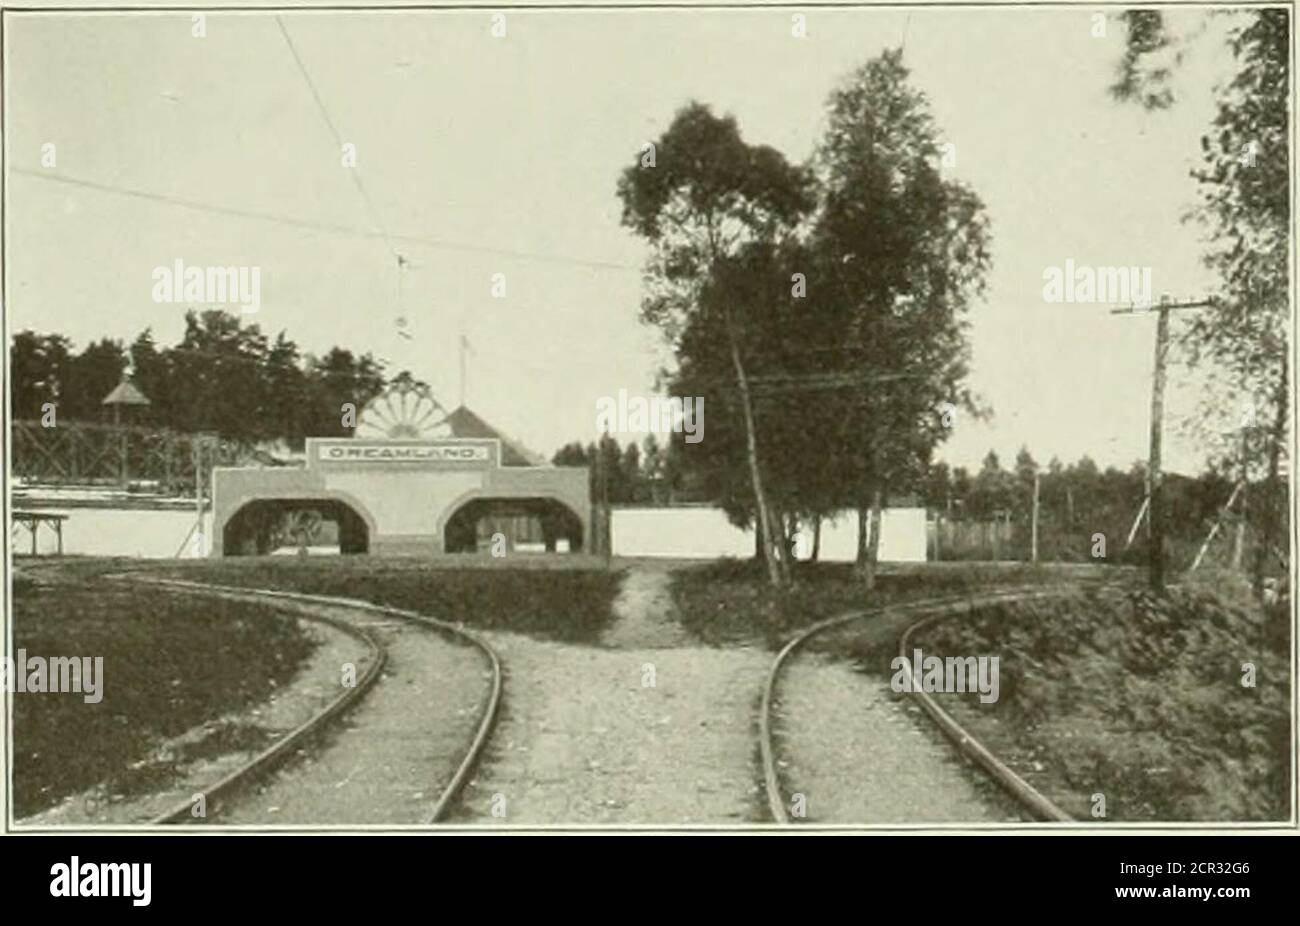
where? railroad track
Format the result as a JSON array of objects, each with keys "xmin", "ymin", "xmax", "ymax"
[
  {"xmin": 760, "ymin": 583, "xmax": 1111, "ymax": 825},
  {"xmin": 108, "ymin": 575, "xmax": 502, "ymax": 825}
]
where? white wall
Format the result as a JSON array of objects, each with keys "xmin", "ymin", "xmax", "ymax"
[
  {"xmin": 611, "ymin": 508, "xmax": 753, "ymax": 559},
  {"xmin": 15, "ymin": 505, "xmax": 928, "ymax": 563},
  {"xmin": 611, "ymin": 506, "xmax": 927, "ymax": 562},
  {"xmin": 12, "ymin": 509, "xmax": 213, "ymax": 558}
]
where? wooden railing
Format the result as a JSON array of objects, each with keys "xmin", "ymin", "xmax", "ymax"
[{"xmin": 11, "ymin": 420, "xmax": 266, "ymax": 497}]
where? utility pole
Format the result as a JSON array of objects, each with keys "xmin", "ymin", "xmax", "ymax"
[
  {"xmin": 1148, "ymin": 305, "xmax": 1171, "ymax": 591},
  {"xmin": 595, "ymin": 432, "xmax": 611, "ymax": 564},
  {"xmin": 602, "ymin": 439, "xmax": 611, "ymax": 565},
  {"xmin": 1233, "ymin": 424, "xmax": 1248, "ymax": 571},
  {"xmin": 193, "ymin": 439, "xmax": 204, "ymax": 557},
  {"xmin": 1112, "ymin": 295, "xmax": 1215, "ymax": 593},
  {"xmin": 593, "ymin": 440, "xmax": 602, "ymax": 557},
  {"xmin": 1030, "ymin": 471, "xmax": 1040, "ymax": 563},
  {"xmin": 1143, "ymin": 473, "xmax": 1152, "ymax": 542}
]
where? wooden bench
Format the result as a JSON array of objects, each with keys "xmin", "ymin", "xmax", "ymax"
[{"xmin": 12, "ymin": 510, "xmax": 69, "ymax": 555}]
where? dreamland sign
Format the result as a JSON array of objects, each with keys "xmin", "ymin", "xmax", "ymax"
[{"xmin": 316, "ymin": 443, "xmax": 493, "ymax": 464}]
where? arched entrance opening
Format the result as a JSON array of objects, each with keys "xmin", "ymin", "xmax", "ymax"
[
  {"xmin": 222, "ymin": 498, "xmax": 370, "ymax": 556},
  {"xmin": 444, "ymin": 497, "xmax": 584, "ymax": 554}
]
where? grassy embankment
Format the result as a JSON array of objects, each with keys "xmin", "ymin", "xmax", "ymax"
[
  {"xmin": 914, "ymin": 575, "xmax": 1290, "ymax": 822},
  {"xmin": 12, "ymin": 571, "xmax": 316, "ymax": 818},
  {"xmin": 668, "ymin": 558, "xmax": 1126, "ymax": 647},
  {"xmin": 147, "ymin": 554, "xmax": 622, "ymax": 644}
]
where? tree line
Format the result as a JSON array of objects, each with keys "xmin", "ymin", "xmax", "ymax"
[
  {"xmin": 552, "ymin": 434, "xmax": 689, "ymax": 506},
  {"xmin": 11, "ymin": 309, "xmax": 401, "ymax": 447},
  {"xmin": 555, "ymin": 434, "xmax": 1279, "ymax": 568},
  {"xmin": 925, "ymin": 448, "xmax": 1283, "ymax": 568}
]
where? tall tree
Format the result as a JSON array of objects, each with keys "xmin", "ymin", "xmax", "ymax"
[
  {"xmin": 596, "ymin": 432, "xmax": 626, "ymax": 504},
  {"xmin": 63, "ymin": 339, "xmax": 128, "ymax": 421},
  {"xmin": 660, "ymin": 237, "xmax": 833, "ymax": 547},
  {"xmin": 618, "ymin": 103, "xmax": 815, "ymax": 585},
  {"xmin": 169, "ymin": 310, "xmax": 267, "ymax": 440},
  {"xmin": 10, "ymin": 331, "xmax": 66, "ymax": 419},
  {"xmin": 810, "ymin": 48, "xmax": 991, "ymax": 586},
  {"xmin": 304, "ymin": 346, "xmax": 386, "ymax": 439},
  {"xmin": 620, "ymin": 441, "xmax": 643, "ymax": 503},
  {"xmin": 262, "ymin": 332, "xmax": 309, "ymax": 448},
  {"xmin": 640, "ymin": 434, "xmax": 666, "ymax": 504},
  {"xmin": 1013, "ymin": 446, "xmax": 1039, "ymax": 516},
  {"xmin": 923, "ymin": 460, "xmax": 952, "ymax": 513},
  {"xmin": 129, "ymin": 329, "xmax": 171, "ymax": 423},
  {"xmin": 1111, "ymin": 9, "xmax": 1290, "ymax": 597},
  {"xmin": 552, "ymin": 441, "xmax": 590, "ymax": 468}
]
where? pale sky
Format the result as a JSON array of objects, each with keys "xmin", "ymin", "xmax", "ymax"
[{"xmin": 4, "ymin": 6, "xmax": 1246, "ymax": 474}]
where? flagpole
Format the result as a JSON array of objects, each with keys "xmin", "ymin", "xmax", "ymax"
[{"xmin": 459, "ymin": 331, "xmax": 467, "ymax": 408}]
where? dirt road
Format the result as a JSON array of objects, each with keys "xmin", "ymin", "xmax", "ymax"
[{"xmin": 452, "ymin": 564, "xmax": 770, "ymax": 824}]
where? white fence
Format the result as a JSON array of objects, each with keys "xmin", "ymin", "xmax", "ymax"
[
  {"xmin": 611, "ymin": 507, "xmax": 927, "ymax": 562},
  {"xmin": 13, "ymin": 508, "xmax": 212, "ymax": 558},
  {"xmin": 13, "ymin": 502, "xmax": 928, "ymax": 562}
]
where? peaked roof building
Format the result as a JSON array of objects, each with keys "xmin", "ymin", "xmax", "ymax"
[
  {"xmin": 443, "ymin": 405, "xmax": 543, "ymax": 467},
  {"xmin": 101, "ymin": 380, "xmax": 151, "ymax": 407}
]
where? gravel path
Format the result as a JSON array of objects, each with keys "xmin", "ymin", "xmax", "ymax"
[
  {"xmin": 775, "ymin": 654, "xmax": 1024, "ymax": 824},
  {"xmin": 599, "ymin": 562, "xmax": 696, "ymax": 649},
  {"xmin": 202, "ymin": 598, "xmax": 492, "ymax": 825},
  {"xmin": 451, "ymin": 565, "xmax": 770, "ymax": 825},
  {"xmin": 772, "ymin": 600, "xmax": 1032, "ymax": 825}
]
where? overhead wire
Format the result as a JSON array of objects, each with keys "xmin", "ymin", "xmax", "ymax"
[
  {"xmin": 275, "ymin": 14, "xmax": 400, "ymax": 267},
  {"xmin": 12, "ymin": 168, "xmax": 638, "ymax": 273}
]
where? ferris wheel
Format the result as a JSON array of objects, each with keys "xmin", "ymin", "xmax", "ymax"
[{"xmin": 354, "ymin": 382, "xmax": 454, "ymax": 440}]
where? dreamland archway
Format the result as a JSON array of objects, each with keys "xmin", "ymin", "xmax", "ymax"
[
  {"xmin": 210, "ymin": 385, "xmax": 591, "ymax": 557},
  {"xmin": 443, "ymin": 495, "xmax": 585, "ymax": 554}
]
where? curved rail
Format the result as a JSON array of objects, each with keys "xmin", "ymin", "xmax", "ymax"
[
  {"xmin": 760, "ymin": 584, "xmax": 1084, "ymax": 824},
  {"xmin": 897, "ymin": 602, "xmax": 1072, "ymax": 822},
  {"xmin": 135, "ymin": 579, "xmax": 388, "ymax": 824},
  {"xmin": 113, "ymin": 575, "xmax": 501, "ymax": 825}
]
